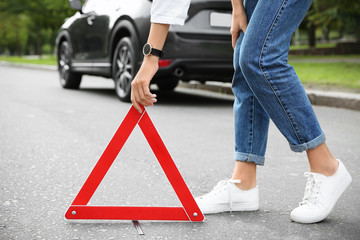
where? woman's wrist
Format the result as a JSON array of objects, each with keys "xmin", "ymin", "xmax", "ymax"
[
  {"xmin": 232, "ymin": 3, "xmax": 246, "ymax": 19},
  {"xmin": 231, "ymin": 0, "xmax": 244, "ymax": 8},
  {"xmin": 140, "ymin": 55, "xmax": 159, "ymax": 77},
  {"xmin": 232, "ymin": 0, "xmax": 245, "ymax": 14},
  {"xmin": 143, "ymin": 55, "xmax": 159, "ymax": 66}
]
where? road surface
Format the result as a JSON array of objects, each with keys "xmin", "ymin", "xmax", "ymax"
[{"xmin": 1, "ymin": 65, "xmax": 359, "ymax": 239}]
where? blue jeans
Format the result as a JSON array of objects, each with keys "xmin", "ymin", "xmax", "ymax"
[{"xmin": 232, "ymin": 0, "xmax": 325, "ymax": 165}]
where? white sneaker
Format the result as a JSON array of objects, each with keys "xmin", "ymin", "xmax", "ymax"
[
  {"xmin": 195, "ymin": 179, "xmax": 259, "ymax": 214},
  {"xmin": 290, "ymin": 159, "xmax": 352, "ymax": 223}
]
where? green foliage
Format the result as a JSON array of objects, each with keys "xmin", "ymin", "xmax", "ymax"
[
  {"xmin": 0, "ymin": 0, "xmax": 76, "ymax": 55},
  {"xmin": 0, "ymin": 13, "xmax": 31, "ymax": 55},
  {"xmin": 307, "ymin": 0, "xmax": 360, "ymax": 40},
  {"xmin": 1, "ymin": 0, "xmax": 359, "ymax": 56}
]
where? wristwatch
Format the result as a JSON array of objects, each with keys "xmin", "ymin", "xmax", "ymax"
[{"xmin": 143, "ymin": 43, "xmax": 164, "ymax": 57}]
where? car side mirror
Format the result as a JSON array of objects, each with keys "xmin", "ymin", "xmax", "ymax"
[{"xmin": 69, "ymin": 0, "xmax": 83, "ymax": 13}]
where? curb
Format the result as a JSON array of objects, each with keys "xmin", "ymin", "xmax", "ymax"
[
  {"xmin": 1, "ymin": 61, "xmax": 359, "ymax": 111},
  {"xmin": 179, "ymin": 82, "xmax": 360, "ymax": 111},
  {"xmin": 306, "ymin": 89, "xmax": 360, "ymax": 111},
  {"xmin": 0, "ymin": 61, "xmax": 57, "ymax": 71}
]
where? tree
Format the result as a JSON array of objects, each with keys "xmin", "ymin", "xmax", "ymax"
[
  {"xmin": 307, "ymin": 0, "xmax": 360, "ymax": 42},
  {"xmin": 0, "ymin": 0, "xmax": 76, "ymax": 55},
  {"xmin": 0, "ymin": 13, "xmax": 30, "ymax": 55}
]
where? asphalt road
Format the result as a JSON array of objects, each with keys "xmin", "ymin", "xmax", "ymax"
[{"xmin": 1, "ymin": 65, "xmax": 359, "ymax": 240}]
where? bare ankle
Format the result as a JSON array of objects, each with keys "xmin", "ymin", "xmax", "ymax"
[
  {"xmin": 307, "ymin": 143, "xmax": 338, "ymax": 177},
  {"xmin": 231, "ymin": 161, "xmax": 257, "ymax": 190},
  {"xmin": 234, "ymin": 181, "xmax": 256, "ymax": 191},
  {"xmin": 311, "ymin": 159, "xmax": 338, "ymax": 176}
]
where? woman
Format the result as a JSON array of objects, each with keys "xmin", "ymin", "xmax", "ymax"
[{"xmin": 131, "ymin": 0, "xmax": 352, "ymax": 224}]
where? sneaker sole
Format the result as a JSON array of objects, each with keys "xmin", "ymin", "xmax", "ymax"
[
  {"xmin": 291, "ymin": 169, "xmax": 352, "ymax": 224},
  {"xmin": 201, "ymin": 202, "xmax": 259, "ymax": 214}
]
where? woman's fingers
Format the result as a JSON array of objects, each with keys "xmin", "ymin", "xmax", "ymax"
[
  {"xmin": 131, "ymin": 79, "xmax": 157, "ymax": 113},
  {"xmin": 142, "ymin": 84, "xmax": 157, "ymax": 104},
  {"xmin": 131, "ymin": 83, "xmax": 143, "ymax": 113},
  {"xmin": 231, "ymin": 3, "xmax": 248, "ymax": 49},
  {"xmin": 231, "ymin": 31, "xmax": 240, "ymax": 49},
  {"xmin": 242, "ymin": 24, "xmax": 248, "ymax": 34},
  {"xmin": 138, "ymin": 81, "xmax": 156, "ymax": 106}
]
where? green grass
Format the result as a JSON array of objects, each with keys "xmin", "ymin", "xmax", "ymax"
[
  {"xmin": 289, "ymin": 54, "xmax": 360, "ymax": 61},
  {"xmin": 290, "ymin": 43, "xmax": 336, "ymax": 50},
  {"xmin": 1, "ymin": 54, "xmax": 359, "ymax": 91},
  {"xmin": 0, "ymin": 55, "xmax": 56, "ymax": 65},
  {"xmin": 290, "ymin": 62, "xmax": 360, "ymax": 90}
]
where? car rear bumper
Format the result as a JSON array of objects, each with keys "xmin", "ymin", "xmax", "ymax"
[
  {"xmin": 155, "ymin": 58, "xmax": 233, "ymax": 82},
  {"xmin": 156, "ymin": 28, "xmax": 234, "ymax": 82}
]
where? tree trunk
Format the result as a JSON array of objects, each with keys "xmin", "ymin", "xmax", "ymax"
[
  {"xmin": 356, "ymin": 17, "xmax": 360, "ymax": 42},
  {"xmin": 35, "ymin": 34, "xmax": 42, "ymax": 56},
  {"xmin": 322, "ymin": 26, "xmax": 329, "ymax": 42},
  {"xmin": 308, "ymin": 24, "xmax": 316, "ymax": 48}
]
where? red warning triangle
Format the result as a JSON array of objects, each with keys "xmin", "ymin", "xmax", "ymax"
[{"xmin": 65, "ymin": 106, "xmax": 204, "ymax": 221}]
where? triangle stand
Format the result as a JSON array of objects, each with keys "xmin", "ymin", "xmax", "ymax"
[{"xmin": 65, "ymin": 106, "xmax": 204, "ymax": 222}]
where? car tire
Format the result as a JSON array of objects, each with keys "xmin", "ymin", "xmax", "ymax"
[
  {"xmin": 156, "ymin": 78, "xmax": 179, "ymax": 91},
  {"xmin": 58, "ymin": 41, "xmax": 82, "ymax": 89},
  {"xmin": 112, "ymin": 37, "xmax": 138, "ymax": 102}
]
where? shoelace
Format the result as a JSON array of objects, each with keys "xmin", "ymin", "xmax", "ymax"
[
  {"xmin": 299, "ymin": 172, "xmax": 322, "ymax": 206},
  {"xmin": 199, "ymin": 179, "xmax": 241, "ymax": 211}
]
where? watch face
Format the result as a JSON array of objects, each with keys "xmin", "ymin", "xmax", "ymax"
[{"xmin": 143, "ymin": 43, "xmax": 151, "ymax": 56}]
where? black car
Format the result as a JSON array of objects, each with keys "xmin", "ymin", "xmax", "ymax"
[{"xmin": 56, "ymin": 0, "xmax": 233, "ymax": 101}]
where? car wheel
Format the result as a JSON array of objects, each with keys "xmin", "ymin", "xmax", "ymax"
[
  {"xmin": 112, "ymin": 37, "xmax": 138, "ymax": 102},
  {"xmin": 58, "ymin": 41, "xmax": 82, "ymax": 89},
  {"xmin": 156, "ymin": 78, "xmax": 179, "ymax": 91}
]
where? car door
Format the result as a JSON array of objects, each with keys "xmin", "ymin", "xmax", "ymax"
[
  {"xmin": 86, "ymin": 0, "xmax": 116, "ymax": 67},
  {"xmin": 68, "ymin": 0, "xmax": 109, "ymax": 69}
]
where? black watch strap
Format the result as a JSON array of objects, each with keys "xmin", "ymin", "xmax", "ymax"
[{"xmin": 151, "ymin": 48, "xmax": 164, "ymax": 57}]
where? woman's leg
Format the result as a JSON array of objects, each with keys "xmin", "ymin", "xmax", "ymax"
[
  {"xmin": 237, "ymin": 0, "xmax": 339, "ymax": 178},
  {"xmin": 237, "ymin": 0, "xmax": 352, "ymax": 223},
  {"xmin": 239, "ymin": 0, "xmax": 324, "ymax": 152},
  {"xmin": 232, "ymin": 33, "xmax": 268, "ymax": 190},
  {"xmin": 194, "ymin": 0, "xmax": 262, "ymax": 214},
  {"xmin": 231, "ymin": 0, "xmax": 266, "ymax": 190}
]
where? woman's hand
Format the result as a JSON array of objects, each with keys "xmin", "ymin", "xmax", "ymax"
[
  {"xmin": 130, "ymin": 23, "xmax": 170, "ymax": 113},
  {"xmin": 131, "ymin": 56, "xmax": 159, "ymax": 113},
  {"xmin": 230, "ymin": 2, "xmax": 248, "ymax": 49}
]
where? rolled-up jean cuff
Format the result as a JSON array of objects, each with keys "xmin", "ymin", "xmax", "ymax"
[
  {"xmin": 289, "ymin": 133, "xmax": 326, "ymax": 152},
  {"xmin": 234, "ymin": 152, "xmax": 265, "ymax": 166}
]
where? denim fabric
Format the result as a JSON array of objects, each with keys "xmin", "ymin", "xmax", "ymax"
[{"xmin": 232, "ymin": 0, "xmax": 325, "ymax": 165}]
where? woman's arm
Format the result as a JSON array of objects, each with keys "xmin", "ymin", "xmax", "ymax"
[
  {"xmin": 131, "ymin": 23, "xmax": 169, "ymax": 113},
  {"xmin": 131, "ymin": 0, "xmax": 191, "ymax": 113},
  {"xmin": 131, "ymin": 0, "xmax": 248, "ymax": 113},
  {"xmin": 230, "ymin": 0, "xmax": 248, "ymax": 49}
]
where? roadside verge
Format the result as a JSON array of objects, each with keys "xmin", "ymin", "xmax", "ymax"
[
  {"xmin": 179, "ymin": 82, "xmax": 360, "ymax": 111},
  {"xmin": 1, "ymin": 61, "xmax": 359, "ymax": 111}
]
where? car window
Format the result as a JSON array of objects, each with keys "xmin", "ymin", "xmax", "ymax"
[
  {"xmin": 83, "ymin": 0, "xmax": 119, "ymax": 14},
  {"xmin": 82, "ymin": 0, "xmax": 97, "ymax": 13}
]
